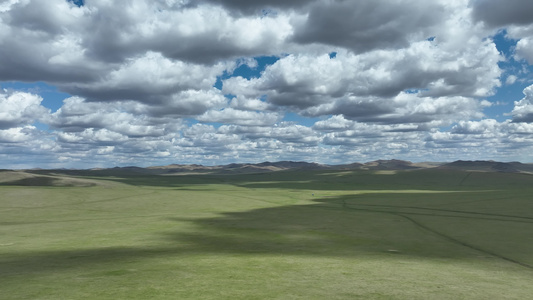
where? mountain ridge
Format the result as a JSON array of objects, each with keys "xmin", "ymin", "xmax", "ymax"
[{"xmin": 7, "ymin": 159, "xmax": 533, "ymax": 175}]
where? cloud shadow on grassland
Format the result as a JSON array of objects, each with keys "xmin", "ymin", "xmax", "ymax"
[
  {"xmin": 166, "ymin": 192, "xmax": 533, "ymax": 268},
  {"xmin": 3, "ymin": 190, "xmax": 533, "ymax": 279}
]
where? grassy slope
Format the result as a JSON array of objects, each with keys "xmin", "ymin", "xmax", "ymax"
[{"xmin": 1, "ymin": 169, "xmax": 533, "ymax": 299}]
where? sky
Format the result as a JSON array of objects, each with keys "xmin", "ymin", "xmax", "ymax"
[{"xmin": 2, "ymin": 0, "xmax": 533, "ymax": 169}]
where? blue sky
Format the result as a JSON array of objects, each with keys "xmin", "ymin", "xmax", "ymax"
[
  {"xmin": 1, "ymin": 0, "xmax": 533, "ymax": 168},
  {"xmin": 484, "ymin": 30, "xmax": 533, "ymax": 120}
]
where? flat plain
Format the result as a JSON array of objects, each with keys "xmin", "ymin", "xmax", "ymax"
[{"xmin": 1, "ymin": 168, "xmax": 533, "ymax": 299}]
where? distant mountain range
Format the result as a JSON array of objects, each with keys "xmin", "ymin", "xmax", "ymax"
[
  {"xmin": 3, "ymin": 159, "xmax": 532, "ymax": 188},
  {"xmin": 30, "ymin": 159, "xmax": 531, "ymax": 175},
  {"xmin": 3, "ymin": 160, "xmax": 533, "ymax": 186}
]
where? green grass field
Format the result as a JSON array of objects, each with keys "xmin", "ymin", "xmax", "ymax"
[{"xmin": 1, "ymin": 169, "xmax": 533, "ymax": 299}]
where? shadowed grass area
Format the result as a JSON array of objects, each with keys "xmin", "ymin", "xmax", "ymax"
[
  {"xmin": 1, "ymin": 169, "xmax": 533, "ymax": 299},
  {"xmin": 0, "ymin": 171, "xmax": 100, "ymax": 187}
]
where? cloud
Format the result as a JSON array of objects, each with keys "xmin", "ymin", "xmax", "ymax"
[
  {"xmin": 0, "ymin": 0, "xmax": 292, "ymax": 92},
  {"xmin": 0, "ymin": 123, "xmax": 61, "ymax": 169},
  {"xmin": 502, "ymin": 23, "xmax": 533, "ymax": 64},
  {"xmin": 471, "ymin": 0, "xmax": 533, "ymax": 27},
  {"xmin": 61, "ymin": 52, "xmax": 228, "ymax": 103},
  {"xmin": 193, "ymin": 0, "xmax": 316, "ymax": 15},
  {"xmin": 423, "ymin": 120, "xmax": 533, "ymax": 165},
  {"xmin": 2, "ymin": 0, "xmax": 533, "ymax": 167},
  {"xmin": 470, "ymin": 0, "xmax": 533, "ymax": 65},
  {"xmin": 514, "ymin": 36, "xmax": 533, "ymax": 64},
  {"xmin": 312, "ymin": 115, "xmax": 354, "ymax": 132},
  {"xmin": 216, "ymin": 122, "xmax": 321, "ymax": 145},
  {"xmin": 317, "ymin": 93, "xmax": 486, "ymax": 125},
  {"xmin": 0, "ymin": 126, "xmax": 39, "ymax": 143},
  {"xmin": 58, "ymin": 128, "xmax": 128, "ymax": 145},
  {"xmin": 451, "ymin": 119, "xmax": 501, "ymax": 134},
  {"xmin": 144, "ymin": 90, "xmax": 228, "ymax": 117},
  {"xmin": 223, "ymin": 43, "xmax": 500, "ymax": 125},
  {"xmin": 0, "ymin": 0, "xmax": 99, "ymax": 82},
  {"xmin": 506, "ymin": 75, "xmax": 518, "ymax": 85},
  {"xmin": 229, "ymin": 95, "xmax": 270, "ymax": 111},
  {"xmin": 48, "ymin": 97, "xmax": 183, "ymax": 137},
  {"xmin": 293, "ymin": 0, "xmax": 444, "ymax": 53},
  {"xmin": 79, "ymin": 2, "xmax": 294, "ymax": 64},
  {"xmin": 511, "ymin": 84, "xmax": 533, "ymax": 122},
  {"xmin": 0, "ymin": 89, "xmax": 50, "ymax": 129},
  {"xmin": 197, "ymin": 108, "xmax": 281, "ymax": 126}
]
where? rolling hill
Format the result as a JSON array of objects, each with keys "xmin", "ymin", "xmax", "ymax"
[{"xmin": 2, "ymin": 160, "xmax": 533, "ymax": 183}]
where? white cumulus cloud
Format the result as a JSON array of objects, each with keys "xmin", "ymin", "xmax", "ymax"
[{"xmin": 0, "ymin": 89, "xmax": 50, "ymax": 129}]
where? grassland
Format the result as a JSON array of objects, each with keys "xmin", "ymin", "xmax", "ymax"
[{"xmin": 1, "ymin": 168, "xmax": 533, "ymax": 299}]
